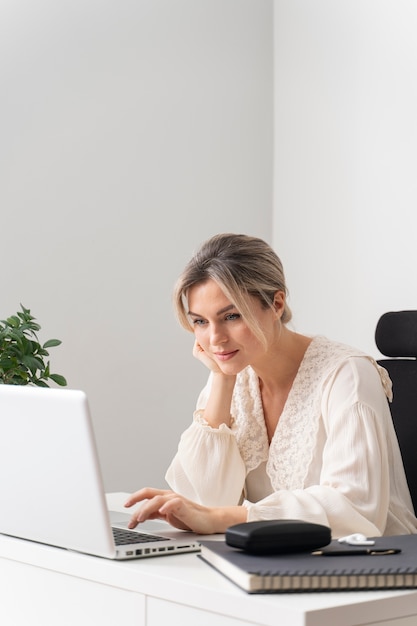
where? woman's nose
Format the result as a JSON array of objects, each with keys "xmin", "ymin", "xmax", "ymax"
[{"xmin": 210, "ymin": 324, "xmax": 227, "ymax": 344}]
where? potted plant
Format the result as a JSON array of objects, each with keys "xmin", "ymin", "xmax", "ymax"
[{"xmin": 0, "ymin": 304, "xmax": 67, "ymax": 387}]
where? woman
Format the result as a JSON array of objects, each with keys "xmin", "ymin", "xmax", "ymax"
[{"xmin": 126, "ymin": 233, "xmax": 417, "ymax": 537}]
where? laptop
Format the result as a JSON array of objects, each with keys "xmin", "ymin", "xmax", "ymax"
[{"xmin": 0, "ymin": 384, "xmax": 200, "ymax": 560}]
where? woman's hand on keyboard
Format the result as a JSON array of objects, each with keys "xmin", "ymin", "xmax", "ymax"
[{"xmin": 124, "ymin": 487, "xmax": 246, "ymax": 535}]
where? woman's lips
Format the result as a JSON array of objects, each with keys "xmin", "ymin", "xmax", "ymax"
[{"xmin": 214, "ymin": 350, "xmax": 239, "ymax": 362}]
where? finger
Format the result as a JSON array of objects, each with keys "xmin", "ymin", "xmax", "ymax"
[
  {"xmin": 127, "ymin": 494, "xmax": 174, "ymax": 528},
  {"xmin": 128, "ymin": 509, "xmax": 162, "ymax": 529},
  {"xmin": 159, "ymin": 498, "xmax": 191, "ymax": 527},
  {"xmin": 160, "ymin": 497, "xmax": 208, "ymax": 532},
  {"xmin": 124, "ymin": 487, "xmax": 171, "ymax": 508},
  {"xmin": 192, "ymin": 341, "xmax": 203, "ymax": 358},
  {"xmin": 159, "ymin": 498, "xmax": 215, "ymax": 534}
]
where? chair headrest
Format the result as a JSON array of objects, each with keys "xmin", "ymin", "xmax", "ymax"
[{"xmin": 375, "ymin": 310, "xmax": 417, "ymax": 357}]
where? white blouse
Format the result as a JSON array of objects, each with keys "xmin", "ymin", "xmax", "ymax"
[{"xmin": 165, "ymin": 336, "xmax": 417, "ymax": 538}]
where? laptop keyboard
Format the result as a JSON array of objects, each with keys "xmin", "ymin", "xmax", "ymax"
[{"xmin": 112, "ymin": 527, "xmax": 168, "ymax": 546}]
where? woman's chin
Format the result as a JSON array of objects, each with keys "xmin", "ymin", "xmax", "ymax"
[{"xmin": 218, "ymin": 362, "xmax": 246, "ymax": 376}]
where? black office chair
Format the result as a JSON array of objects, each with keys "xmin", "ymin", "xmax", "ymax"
[{"xmin": 375, "ymin": 310, "xmax": 417, "ymax": 514}]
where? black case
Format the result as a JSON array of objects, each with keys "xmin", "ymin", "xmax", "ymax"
[{"xmin": 225, "ymin": 520, "xmax": 331, "ymax": 555}]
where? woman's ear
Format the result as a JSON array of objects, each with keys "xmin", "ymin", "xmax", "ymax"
[{"xmin": 272, "ymin": 291, "xmax": 286, "ymax": 319}]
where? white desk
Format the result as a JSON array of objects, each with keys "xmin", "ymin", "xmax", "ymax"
[{"xmin": 1, "ymin": 493, "xmax": 417, "ymax": 626}]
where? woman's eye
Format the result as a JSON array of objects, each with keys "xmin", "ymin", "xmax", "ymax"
[
  {"xmin": 225, "ymin": 313, "xmax": 241, "ymax": 321},
  {"xmin": 192, "ymin": 318, "xmax": 207, "ymax": 326}
]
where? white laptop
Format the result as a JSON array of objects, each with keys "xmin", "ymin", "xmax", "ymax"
[{"xmin": 0, "ymin": 384, "xmax": 200, "ymax": 560}]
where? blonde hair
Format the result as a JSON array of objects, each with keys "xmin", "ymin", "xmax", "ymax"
[{"xmin": 173, "ymin": 233, "xmax": 292, "ymax": 346}]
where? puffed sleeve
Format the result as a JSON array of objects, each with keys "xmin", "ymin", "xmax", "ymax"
[
  {"xmin": 243, "ymin": 358, "xmax": 417, "ymax": 537},
  {"xmin": 165, "ymin": 376, "xmax": 247, "ymax": 506}
]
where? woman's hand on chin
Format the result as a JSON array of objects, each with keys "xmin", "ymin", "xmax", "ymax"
[{"xmin": 193, "ymin": 340, "xmax": 223, "ymax": 374}]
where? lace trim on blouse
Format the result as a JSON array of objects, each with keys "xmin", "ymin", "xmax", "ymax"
[{"xmin": 227, "ymin": 336, "xmax": 392, "ymax": 491}]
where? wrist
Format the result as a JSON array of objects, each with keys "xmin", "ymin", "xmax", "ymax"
[
  {"xmin": 211, "ymin": 505, "xmax": 248, "ymax": 534},
  {"xmin": 210, "ymin": 372, "xmax": 237, "ymax": 395},
  {"xmin": 203, "ymin": 373, "xmax": 236, "ymax": 429}
]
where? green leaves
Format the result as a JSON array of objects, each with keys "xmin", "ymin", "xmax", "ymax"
[
  {"xmin": 0, "ymin": 304, "xmax": 67, "ymax": 387},
  {"xmin": 43, "ymin": 339, "xmax": 62, "ymax": 349}
]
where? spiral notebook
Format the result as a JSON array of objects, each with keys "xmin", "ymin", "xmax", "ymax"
[{"xmin": 200, "ymin": 534, "xmax": 417, "ymax": 593}]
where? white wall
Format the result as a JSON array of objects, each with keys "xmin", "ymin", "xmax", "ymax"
[
  {"xmin": 273, "ymin": 0, "xmax": 417, "ymax": 357},
  {"xmin": 7, "ymin": 0, "xmax": 413, "ymax": 495},
  {"xmin": 0, "ymin": 0, "xmax": 273, "ymax": 491}
]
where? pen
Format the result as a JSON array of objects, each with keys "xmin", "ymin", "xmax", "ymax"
[{"xmin": 312, "ymin": 548, "xmax": 401, "ymax": 556}]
